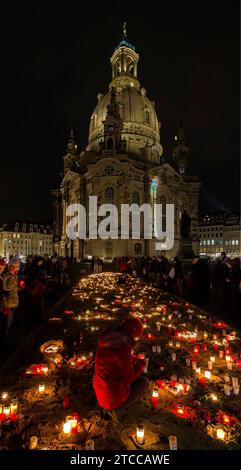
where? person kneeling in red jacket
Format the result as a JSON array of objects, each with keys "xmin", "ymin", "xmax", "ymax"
[{"xmin": 93, "ymin": 316, "xmax": 149, "ymax": 422}]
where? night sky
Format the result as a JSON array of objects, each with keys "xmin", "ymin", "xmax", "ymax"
[{"xmin": 0, "ymin": 2, "xmax": 239, "ymax": 223}]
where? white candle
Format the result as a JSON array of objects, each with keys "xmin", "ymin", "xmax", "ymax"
[
  {"xmin": 208, "ymin": 361, "xmax": 213, "ymax": 370},
  {"xmin": 176, "ymin": 342, "xmax": 181, "ymax": 348},
  {"xmin": 225, "ymin": 355, "xmax": 231, "ymax": 362},
  {"xmin": 210, "ymin": 355, "xmax": 215, "ymax": 362},
  {"xmin": 63, "ymin": 422, "xmax": 71, "ymax": 435},
  {"xmin": 3, "ymin": 406, "xmax": 10, "ymax": 416},
  {"xmin": 216, "ymin": 428, "xmax": 225, "ymax": 440},
  {"xmin": 136, "ymin": 425, "xmax": 145, "ymax": 445},
  {"xmin": 171, "ymin": 352, "xmax": 176, "ymax": 362},
  {"xmin": 156, "ymin": 345, "xmax": 161, "ymax": 354},
  {"xmin": 219, "ymin": 350, "xmax": 224, "ymax": 359},
  {"xmin": 227, "ymin": 362, "xmax": 232, "ymax": 371},
  {"xmin": 152, "ymin": 345, "xmax": 157, "ymax": 353},
  {"xmin": 224, "ymin": 384, "xmax": 231, "ymax": 396},
  {"xmin": 204, "ymin": 370, "xmax": 211, "ymax": 379},
  {"xmin": 38, "ymin": 384, "xmax": 45, "ymax": 394},
  {"xmin": 10, "ymin": 399, "xmax": 18, "ymax": 414},
  {"xmin": 233, "ymin": 385, "xmax": 240, "ymax": 395}
]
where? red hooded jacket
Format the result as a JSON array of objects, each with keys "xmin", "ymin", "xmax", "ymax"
[{"xmin": 93, "ymin": 328, "xmax": 145, "ymax": 410}]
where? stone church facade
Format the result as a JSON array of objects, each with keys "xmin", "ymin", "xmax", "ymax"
[{"xmin": 52, "ymin": 28, "xmax": 200, "ymax": 261}]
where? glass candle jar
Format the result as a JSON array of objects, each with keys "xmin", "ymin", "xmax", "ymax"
[{"xmin": 136, "ymin": 425, "xmax": 145, "ymax": 445}]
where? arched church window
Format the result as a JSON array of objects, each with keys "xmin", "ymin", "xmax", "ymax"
[
  {"xmin": 107, "ymin": 138, "xmax": 114, "ymax": 150},
  {"xmin": 144, "ymin": 109, "xmax": 150, "ymax": 124},
  {"xmin": 132, "ymin": 191, "xmax": 140, "ymax": 205},
  {"xmin": 134, "ymin": 243, "xmax": 142, "ymax": 255},
  {"xmin": 105, "ymin": 165, "xmax": 114, "ymax": 175},
  {"xmin": 105, "ymin": 187, "xmax": 114, "ymax": 202},
  {"xmin": 159, "ymin": 195, "xmax": 167, "ymax": 231}
]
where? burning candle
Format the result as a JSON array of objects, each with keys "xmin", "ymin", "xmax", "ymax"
[
  {"xmin": 63, "ymin": 422, "xmax": 71, "ymax": 435},
  {"xmin": 176, "ymin": 342, "xmax": 180, "ymax": 348},
  {"xmin": 216, "ymin": 428, "xmax": 225, "ymax": 440},
  {"xmin": 204, "ymin": 370, "xmax": 211, "ymax": 379},
  {"xmin": 136, "ymin": 425, "xmax": 145, "ymax": 445},
  {"xmin": 169, "ymin": 435, "xmax": 177, "ymax": 450},
  {"xmin": 224, "ymin": 384, "xmax": 231, "ymax": 396},
  {"xmin": 232, "ymin": 377, "xmax": 238, "ymax": 388},
  {"xmin": 219, "ymin": 350, "xmax": 224, "ymax": 359},
  {"xmin": 38, "ymin": 383, "xmax": 45, "ymax": 395},
  {"xmin": 177, "ymin": 405, "xmax": 185, "ymax": 415},
  {"xmin": 227, "ymin": 362, "xmax": 232, "ymax": 371},
  {"xmin": 208, "ymin": 361, "xmax": 213, "ymax": 371},
  {"xmin": 3, "ymin": 406, "xmax": 10, "ymax": 416},
  {"xmin": 196, "ymin": 367, "xmax": 201, "ymax": 375},
  {"xmin": 10, "ymin": 399, "xmax": 18, "ymax": 415},
  {"xmin": 210, "ymin": 355, "xmax": 215, "ymax": 362},
  {"xmin": 29, "ymin": 436, "xmax": 38, "ymax": 449},
  {"xmin": 156, "ymin": 322, "xmax": 161, "ymax": 331},
  {"xmin": 233, "ymin": 385, "xmax": 240, "ymax": 395},
  {"xmin": 225, "ymin": 355, "xmax": 231, "ymax": 362},
  {"xmin": 1, "ymin": 392, "xmax": 8, "ymax": 401},
  {"xmin": 151, "ymin": 389, "xmax": 159, "ymax": 409},
  {"xmin": 210, "ymin": 393, "xmax": 218, "ymax": 402},
  {"xmin": 169, "ymin": 341, "xmax": 173, "ymax": 347},
  {"xmin": 203, "ymin": 331, "xmax": 208, "ymax": 339}
]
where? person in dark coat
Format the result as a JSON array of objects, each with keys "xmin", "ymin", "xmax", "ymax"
[
  {"xmin": 93, "ymin": 317, "xmax": 149, "ymax": 422},
  {"xmin": 191, "ymin": 255, "xmax": 210, "ymax": 306}
]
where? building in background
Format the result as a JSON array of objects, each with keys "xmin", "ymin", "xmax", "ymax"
[
  {"xmin": 0, "ymin": 222, "xmax": 53, "ymax": 261},
  {"xmin": 199, "ymin": 212, "xmax": 240, "ymax": 259},
  {"xmin": 52, "ymin": 27, "xmax": 200, "ymax": 260}
]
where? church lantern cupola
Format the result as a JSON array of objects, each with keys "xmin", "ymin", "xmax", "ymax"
[{"xmin": 110, "ymin": 23, "xmax": 140, "ymax": 90}]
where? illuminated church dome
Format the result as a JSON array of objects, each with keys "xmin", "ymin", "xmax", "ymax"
[{"xmin": 87, "ymin": 24, "xmax": 163, "ymax": 158}]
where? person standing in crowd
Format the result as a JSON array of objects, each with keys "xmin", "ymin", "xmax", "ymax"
[
  {"xmin": 93, "ymin": 317, "xmax": 149, "ymax": 422},
  {"xmin": 97, "ymin": 257, "xmax": 103, "ymax": 273},
  {"xmin": 191, "ymin": 254, "xmax": 210, "ymax": 306},
  {"xmin": 0, "ymin": 258, "xmax": 7, "ymax": 339},
  {"xmin": 2, "ymin": 257, "xmax": 20, "ymax": 337}
]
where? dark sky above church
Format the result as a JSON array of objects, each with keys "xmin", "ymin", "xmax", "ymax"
[{"xmin": 0, "ymin": 2, "xmax": 239, "ymax": 223}]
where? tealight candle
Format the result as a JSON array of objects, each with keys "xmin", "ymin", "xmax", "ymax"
[
  {"xmin": 204, "ymin": 370, "xmax": 211, "ymax": 379},
  {"xmin": 176, "ymin": 342, "xmax": 180, "ymax": 348},
  {"xmin": 203, "ymin": 331, "xmax": 208, "ymax": 339},
  {"xmin": 227, "ymin": 362, "xmax": 232, "ymax": 371},
  {"xmin": 216, "ymin": 428, "xmax": 225, "ymax": 440},
  {"xmin": 219, "ymin": 350, "xmax": 224, "ymax": 359},
  {"xmin": 169, "ymin": 341, "xmax": 173, "ymax": 347},
  {"xmin": 1, "ymin": 392, "xmax": 8, "ymax": 401},
  {"xmin": 136, "ymin": 425, "xmax": 145, "ymax": 445},
  {"xmin": 210, "ymin": 355, "xmax": 215, "ymax": 362},
  {"xmin": 38, "ymin": 383, "xmax": 45, "ymax": 395},
  {"xmin": 225, "ymin": 355, "xmax": 231, "ymax": 362}
]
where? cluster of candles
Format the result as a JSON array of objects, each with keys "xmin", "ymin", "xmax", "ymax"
[
  {"xmin": 0, "ymin": 392, "xmax": 18, "ymax": 419},
  {"xmin": 63, "ymin": 415, "xmax": 79, "ymax": 435}
]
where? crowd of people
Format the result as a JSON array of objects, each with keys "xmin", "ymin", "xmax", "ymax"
[
  {"xmin": 114, "ymin": 252, "xmax": 241, "ymax": 322},
  {"xmin": 0, "ymin": 254, "xmax": 72, "ymax": 345}
]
